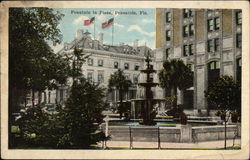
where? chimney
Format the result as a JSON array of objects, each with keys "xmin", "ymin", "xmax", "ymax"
[
  {"xmin": 133, "ymin": 39, "xmax": 139, "ymax": 50},
  {"xmin": 76, "ymin": 29, "xmax": 84, "ymax": 39},
  {"xmin": 64, "ymin": 42, "xmax": 69, "ymax": 50},
  {"xmin": 98, "ymin": 33, "xmax": 103, "ymax": 45}
]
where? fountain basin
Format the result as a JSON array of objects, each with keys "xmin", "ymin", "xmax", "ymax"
[
  {"xmin": 108, "ymin": 120, "xmax": 218, "ymax": 127},
  {"xmin": 101, "ymin": 123, "xmax": 240, "ymax": 143}
]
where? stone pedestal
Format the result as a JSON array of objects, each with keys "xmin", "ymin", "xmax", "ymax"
[{"xmin": 178, "ymin": 124, "xmax": 192, "ymax": 142}]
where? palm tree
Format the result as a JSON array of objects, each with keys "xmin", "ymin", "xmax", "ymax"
[
  {"xmin": 158, "ymin": 59, "xmax": 193, "ymax": 108},
  {"xmin": 108, "ymin": 69, "xmax": 132, "ymax": 118}
]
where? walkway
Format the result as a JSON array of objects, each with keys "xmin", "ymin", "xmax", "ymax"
[{"xmin": 97, "ymin": 139, "xmax": 241, "ymax": 149}]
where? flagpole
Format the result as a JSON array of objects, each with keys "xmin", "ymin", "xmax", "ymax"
[
  {"xmin": 94, "ymin": 17, "xmax": 95, "ymax": 40},
  {"xmin": 112, "ymin": 18, "xmax": 114, "ymax": 45}
]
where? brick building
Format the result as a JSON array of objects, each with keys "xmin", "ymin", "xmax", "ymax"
[{"xmin": 156, "ymin": 8, "xmax": 242, "ymax": 115}]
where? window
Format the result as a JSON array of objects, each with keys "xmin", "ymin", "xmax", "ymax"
[
  {"xmin": 98, "ymin": 59, "xmax": 103, "ymax": 66},
  {"xmin": 125, "ymin": 75, "xmax": 130, "ymax": 80},
  {"xmin": 209, "ymin": 61, "xmax": 220, "ymax": 70},
  {"xmin": 208, "ymin": 17, "xmax": 220, "ymax": 31},
  {"xmin": 133, "ymin": 74, "xmax": 138, "ymax": 83},
  {"xmin": 236, "ymin": 58, "xmax": 242, "ymax": 82},
  {"xmin": 134, "ymin": 64, "xmax": 140, "ymax": 71},
  {"xmin": 189, "ymin": 24, "xmax": 194, "ymax": 36},
  {"xmin": 207, "ymin": 39, "xmax": 214, "ymax": 52},
  {"xmin": 166, "ymin": 30, "xmax": 171, "ymax": 41},
  {"xmin": 208, "ymin": 61, "xmax": 220, "ymax": 109},
  {"xmin": 214, "ymin": 38, "xmax": 220, "ymax": 51},
  {"xmin": 183, "ymin": 9, "xmax": 189, "ymax": 18},
  {"xmin": 183, "ymin": 9, "xmax": 193, "ymax": 18},
  {"xmin": 124, "ymin": 63, "xmax": 129, "ymax": 70},
  {"xmin": 114, "ymin": 61, "xmax": 119, "ymax": 68},
  {"xmin": 87, "ymin": 72, "xmax": 93, "ymax": 82},
  {"xmin": 214, "ymin": 17, "xmax": 220, "ymax": 30},
  {"xmin": 189, "ymin": 44, "xmax": 194, "ymax": 55},
  {"xmin": 183, "ymin": 25, "xmax": 189, "ymax": 37},
  {"xmin": 236, "ymin": 33, "xmax": 242, "ymax": 48},
  {"xmin": 166, "ymin": 48, "xmax": 170, "ymax": 58},
  {"xmin": 183, "ymin": 24, "xmax": 194, "ymax": 37},
  {"xmin": 97, "ymin": 72, "xmax": 104, "ymax": 83},
  {"xmin": 184, "ymin": 44, "xmax": 194, "ymax": 56},
  {"xmin": 166, "ymin": 12, "xmax": 171, "ymax": 22},
  {"xmin": 88, "ymin": 58, "xmax": 93, "ymax": 66},
  {"xmin": 190, "ymin": 10, "xmax": 194, "ymax": 17},
  {"xmin": 236, "ymin": 11, "xmax": 242, "ymax": 25},
  {"xmin": 183, "ymin": 45, "xmax": 189, "ymax": 56},
  {"xmin": 208, "ymin": 19, "xmax": 214, "ymax": 31},
  {"xmin": 187, "ymin": 64, "xmax": 194, "ymax": 72}
]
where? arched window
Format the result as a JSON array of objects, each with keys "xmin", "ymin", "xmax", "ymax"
[
  {"xmin": 236, "ymin": 58, "xmax": 242, "ymax": 82},
  {"xmin": 207, "ymin": 61, "xmax": 220, "ymax": 109},
  {"xmin": 183, "ymin": 64, "xmax": 194, "ymax": 109},
  {"xmin": 208, "ymin": 61, "xmax": 220, "ymax": 87}
]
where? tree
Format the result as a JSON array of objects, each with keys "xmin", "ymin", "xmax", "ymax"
[
  {"xmin": 65, "ymin": 47, "xmax": 89, "ymax": 83},
  {"xmin": 158, "ymin": 59, "xmax": 193, "ymax": 109},
  {"xmin": 57, "ymin": 78, "xmax": 106, "ymax": 148},
  {"xmin": 205, "ymin": 75, "xmax": 241, "ymax": 149},
  {"xmin": 108, "ymin": 69, "xmax": 132, "ymax": 118},
  {"xmin": 9, "ymin": 7, "xmax": 66, "ymax": 109},
  {"xmin": 9, "ymin": 7, "xmax": 68, "ymax": 148}
]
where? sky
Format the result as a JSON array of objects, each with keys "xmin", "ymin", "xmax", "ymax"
[{"xmin": 50, "ymin": 8, "xmax": 155, "ymax": 52}]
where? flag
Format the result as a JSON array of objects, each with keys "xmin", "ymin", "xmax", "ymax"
[
  {"xmin": 102, "ymin": 18, "xmax": 114, "ymax": 29},
  {"xmin": 84, "ymin": 17, "xmax": 95, "ymax": 26}
]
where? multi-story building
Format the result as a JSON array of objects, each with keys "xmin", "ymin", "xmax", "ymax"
[
  {"xmin": 45, "ymin": 29, "xmax": 153, "ymax": 108},
  {"xmin": 156, "ymin": 8, "xmax": 242, "ymax": 115}
]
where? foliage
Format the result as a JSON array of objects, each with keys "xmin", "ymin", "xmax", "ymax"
[
  {"xmin": 108, "ymin": 69, "xmax": 132, "ymax": 118},
  {"xmin": 65, "ymin": 48, "xmax": 88, "ymax": 82},
  {"xmin": 9, "ymin": 8, "xmax": 66, "ymax": 91},
  {"xmin": 159, "ymin": 59, "xmax": 193, "ymax": 108},
  {"xmin": 14, "ymin": 78, "xmax": 107, "ymax": 149},
  {"xmin": 204, "ymin": 75, "xmax": 241, "ymax": 149},
  {"xmin": 16, "ymin": 104, "xmax": 63, "ymax": 147},
  {"xmin": 205, "ymin": 75, "xmax": 241, "ymax": 114},
  {"xmin": 57, "ymin": 78, "xmax": 106, "ymax": 148},
  {"xmin": 9, "ymin": 7, "xmax": 69, "ymax": 118}
]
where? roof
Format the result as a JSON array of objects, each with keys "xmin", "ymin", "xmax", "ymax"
[{"xmin": 59, "ymin": 31, "xmax": 153, "ymax": 57}]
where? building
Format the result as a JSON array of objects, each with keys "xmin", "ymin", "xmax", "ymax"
[
  {"xmin": 156, "ymin": 8, "xmax": 242, "ymax": 115},
  {"xmin": 53, "ymin": 29, "xmax": 153, "ymax": 109}
]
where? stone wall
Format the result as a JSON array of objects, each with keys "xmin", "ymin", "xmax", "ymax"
[{"xmin": 102, "ymin": 124, "xmax": 240, "ymax": 143}]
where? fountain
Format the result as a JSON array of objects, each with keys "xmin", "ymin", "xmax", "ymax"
[{"xmin": 136, "ymin": 54, "xmax": 159, "ymax": 125}]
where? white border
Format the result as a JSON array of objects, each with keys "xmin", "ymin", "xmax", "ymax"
[{"xmin": 1, "ymin": 1, "xmax": 249, "ymax": 159}]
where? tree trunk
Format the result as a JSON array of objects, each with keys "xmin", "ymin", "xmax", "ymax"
[
  {"xmin": 32, "ymin": 89, "xmax": 35, "ymax": 108},
  {"xmin": 38, "ymin": 91, "xmax": 42, "ymax": 104},
  {"xmin": 224, "ymin": 119, "xmax": 227, "ymax": 149},
  {"xmin": 173, "ymin": 86, "xmax": 177, "ymax": 108},
  {"xmin": 119, "ymin": 88, "xmax": 123, "ymax": 119}
]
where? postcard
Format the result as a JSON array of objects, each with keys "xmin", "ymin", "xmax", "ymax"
[{"xmin": 1, "ymin": 1, "xmax": 249, "ymax": 159}]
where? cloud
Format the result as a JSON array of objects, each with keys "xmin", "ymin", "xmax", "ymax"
[
  {"xmin": 96, "ymin": 14, "xmax": 107, "ymax": 22},
  {"xmin": 142, "ymin": 18, "xmax": 155, "ymax": 24},
  {"xmin": 127, "ymin": 25, "xmax": 155, "ymax": 37},
  {"xmin": 73, "ymin": 16, "xmax": 89, "ymax": 25},
  {"xmin": 114, "ymin": 23, "xmax": 124, "ymax": 28},
  {"xmin": 138, "ymin": 39, "xmax": 155, "ymax": 49}
]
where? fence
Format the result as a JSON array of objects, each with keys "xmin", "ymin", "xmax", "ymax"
[{"xmin": 101, "ymin": 124, "xmax": 240, "ymax": 148}]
